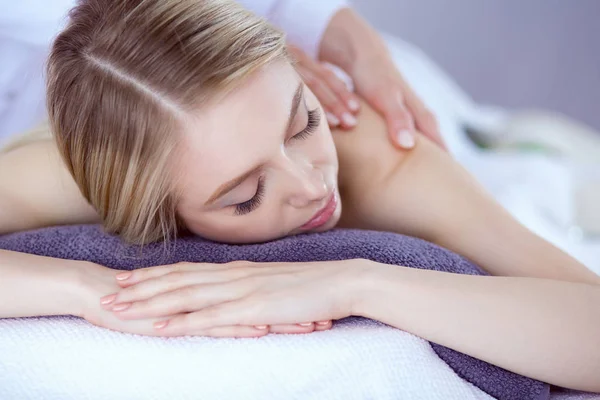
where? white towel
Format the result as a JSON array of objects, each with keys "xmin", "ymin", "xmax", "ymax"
[{"xmin": 0, "ymin": 316, "xmax": 492, "ymax": 400}]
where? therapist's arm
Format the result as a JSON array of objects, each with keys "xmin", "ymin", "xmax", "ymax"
[{"xmin": 334, "ymin": 100, "xmax": 600, "ymax": 285}]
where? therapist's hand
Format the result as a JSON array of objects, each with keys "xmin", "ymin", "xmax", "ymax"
[
  {"xmin": 318, "ymin": 7, "xmax": 446, "ymax": 151},
  {"xmin": 351, "ymin": 54, "xmax": 446, "ymax": 150},
  {"xmin": 289, "ymin": 45, "xmax": 361, "ymax": 130}
]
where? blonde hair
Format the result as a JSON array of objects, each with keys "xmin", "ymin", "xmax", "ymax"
[{"xmin": 47, "ymin": 0, "xmax": 287, "ymax": 244}]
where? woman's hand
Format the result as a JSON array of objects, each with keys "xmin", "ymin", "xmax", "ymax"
[
  {"xmin": 100, "ymin": 260, "xmax": 368, "ymax": 337},
  {"xmin": 77, "ymin": 263, "xmax": 175, "ymax": 336},
  {"xmin": 289, "ymin": 45, "xmax": 361, "ymax": 130}
]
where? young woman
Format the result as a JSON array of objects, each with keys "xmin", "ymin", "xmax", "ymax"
[{"xmin": 0, "ymin": 0, "xmax": 599, "ymax": 392}]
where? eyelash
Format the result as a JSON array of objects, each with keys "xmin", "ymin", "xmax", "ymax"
[
  {"xmin": 234, "ymin": 176, "xmax": 265, "ymax": 215},
  {"xmin": 233, "ymin": 107, "xmax": 320, "ymax": 216},
  {"xmin": 292, "ymin": 108, "xmax": 321, "ymax": 141}
]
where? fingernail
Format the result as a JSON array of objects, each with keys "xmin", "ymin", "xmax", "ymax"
[
  {"xmin": 347, "ymin": 99, "xmax": 360, "ymax": 112},
  {"xmin": 100, "ymin": 293, "xmax": 117, "ymax": 305},
  {"xmin": 316, "ymin": 321, "xmax": 330, "ymax": 326},
  {"xmin": 325, "ymin": 112, "xmax": 340, "ymax": 127},
  {"xmin": 341, "ymin": 113, "xmax": 357, "ymax": 127},
  {"xmin": 154, "ymin": 320, "xmax": 169, "ymax": 330},
  {"xmin": 298, "ymin": 322, "xmax": 313, "ymax": 327},
  {"xmin": 115, "ymin": 272, "xmax": 132, "ymax": 281},
  {"xmin": 112, "ymin": 302, "xmax": 132, "ymax": 312},
  {"xmin": 254, "ymin": 325, "xmax": 268, "ymax": 330},
  {"xmin": 397, "ymin": 130, "xmax": 415, "ymax": 148}
]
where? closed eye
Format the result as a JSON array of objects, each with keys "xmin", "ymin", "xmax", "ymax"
[
  {"xmin": 232, "ymin": 107, "xmax": 320, "ymax": 216},
  {"xmin": 234, "ymin": 176, "xmax": 265, "ymax": 215},
  {"xmin": 292, "ymin": 108, "xmax": 321, "ymax": 141}
]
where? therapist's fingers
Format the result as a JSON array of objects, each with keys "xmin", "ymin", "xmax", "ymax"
[
  {"xmin": 298, "ymin": 66, "xmax": 352, "ymax": 128},
  {"xmin": 402, "ymin": 84, "xmax": 446, "ymax": 150},
  {"xmin": 365, "ymin": 85, "xmax": 416, "ymax": 149},
  {"xmin": 319, "ymin": 66, "xmax": 361, "ymax": 116},
  {"xmin": 289, "ymin": 46, "xmax": 359, "ymax": 129}
]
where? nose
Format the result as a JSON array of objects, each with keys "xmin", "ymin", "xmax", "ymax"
[{"xmin": 282, "ymin": 161, "xmax": 328, "ymax": 209}]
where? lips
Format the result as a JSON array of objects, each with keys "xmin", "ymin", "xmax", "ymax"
[{"xmin": 300, "ymin": 192, "xmax": 337, "ymax": 231}]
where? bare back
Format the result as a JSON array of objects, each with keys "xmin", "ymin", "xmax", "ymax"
[{"xmin": 0, "ymin": 133, "xmax": 98, "ymax": 234}]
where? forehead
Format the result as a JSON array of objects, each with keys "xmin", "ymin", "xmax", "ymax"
[{"xmin": 176, "ymin": 61, "xmax": 299, "ymax": 207}]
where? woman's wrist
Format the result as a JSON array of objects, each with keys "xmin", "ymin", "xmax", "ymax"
[
  {"xmin": 344, "ymin": 259, "xmax": 405, "ymax": 318},
  {"xmin": 0, "ymin": 250, "xmax": 90, "ymax": 319}
]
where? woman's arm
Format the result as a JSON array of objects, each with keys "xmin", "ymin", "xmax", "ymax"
[
  {"xmin": 104, "ymin": 257, "xmax": 600, "ymax": 391},
  {"xmin": 0, "ymin": 248, "xmax": 188, "ymax": 337},
  {"xmin": 333, "ymin": 101, "xmax": 600, "ymax": 285},
  {"xmin": 0, "ymin": 249, "xmax": 86, "ymax": 318},
  {"xmin": 354, "ymin": 261, "xmax": 600, "ymax": 392}
]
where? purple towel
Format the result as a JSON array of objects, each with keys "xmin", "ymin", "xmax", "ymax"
[{"xmin": 0, "ymin": 225, "xmax": 550, "ymax": 400}]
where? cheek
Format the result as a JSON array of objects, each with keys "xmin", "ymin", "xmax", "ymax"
[{"xmin": 315, "ymin": 122, "xmax": 338, "ymax": 166}]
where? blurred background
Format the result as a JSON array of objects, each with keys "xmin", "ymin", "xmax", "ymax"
[{"xmin": 351, "ymin": 0, "xmax": 600, "ymax": 131}]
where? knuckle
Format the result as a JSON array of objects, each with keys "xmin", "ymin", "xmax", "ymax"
[
  {"xmin": 177, "ymin": 285, "xmax": 198, "ymax": 299},
  {"xmin": 164, "ymin": 271, "xmax": 186, "ymax": 287},
  {"xmin": 166, "ymin": 270, "xmax": 185, "ymax": 280}
]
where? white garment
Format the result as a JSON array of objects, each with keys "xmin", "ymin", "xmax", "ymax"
[
  {"xmin": 238, "ymin": 0, "xmax": 347, "ymax": 59},
  {"xmin": 0, "ymin": 0, "xmax": 346, "ymax": 142}
]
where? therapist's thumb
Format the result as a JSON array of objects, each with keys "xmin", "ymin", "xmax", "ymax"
[{"xmin": 370, "ymin": 89, "xmax": 417, "ymax": 150}]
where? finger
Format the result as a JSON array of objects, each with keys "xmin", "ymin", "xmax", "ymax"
[
  {"xmin": 268, "ymin": 323, "xmax": 315, "ymax": 334},
  {"xmin": 110, "ymin": 267, "xmax": 261, "ymax": 306},
  {"xmin": 364, "ymin": 86, "xmax": 416, "ymax": 149},
  {"xmin": 297, "ymin": 66, "xmax": 355, "ymax": 129},
  {"xmin": 153, "ymin": 301, "xmax": 254, "ymax": 336},
  {"xmin": 319, "ymin": 67, "xmax": 361, "ymax": 114},
  {"xmin": 114, "ymin": 260, "xmax": 253, "ymax": 287},
  {"xmin": 189, "ymin": 325, "xmax": 269, "ymax": 338},
  {"xmin": 402, "ymin": 86, "xmax": 446, "ymax": 150},
  {"xmin": 112, "ymin": 282, "xmax": 246, "ymax": 320},
  {"xmin": 314, "ymin": 320, "xmax": 333, "ymax": 331}
]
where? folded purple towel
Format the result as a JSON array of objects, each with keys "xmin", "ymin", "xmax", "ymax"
[{"xmin": 0, "ymin": 225, "xmax": 550, "ymax": 400}]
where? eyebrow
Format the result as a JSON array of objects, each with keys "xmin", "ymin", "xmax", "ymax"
[{"xmin": 204, "ymin": 81, "xmax": 304, "ymax": 207}]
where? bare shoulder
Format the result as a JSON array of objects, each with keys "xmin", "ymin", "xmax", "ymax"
[
  {"xmin": 331, "ymin": 100, "xmax": 485, "ymax": 239},
  {"xmin": 332, "ymin": 100, "xmax": 447, "ymax": 200},
  {"xmin": 0, "ymin": 138, "xmax": 99, "ymax": 234}
]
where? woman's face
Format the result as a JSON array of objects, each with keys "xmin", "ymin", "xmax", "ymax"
[{"xmin": 176, "ymin": 60, "xmax": 341, "ymax": 243}]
